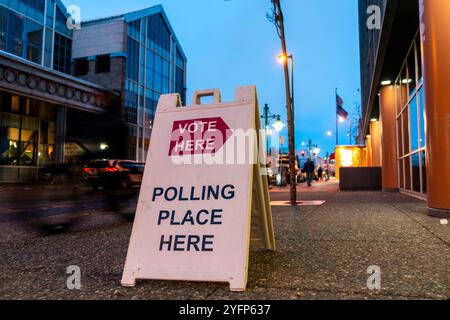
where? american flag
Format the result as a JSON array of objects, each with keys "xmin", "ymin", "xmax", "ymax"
[{"xmin": 336, "ymin": 94, "xmax": 348, "ymax": 118}]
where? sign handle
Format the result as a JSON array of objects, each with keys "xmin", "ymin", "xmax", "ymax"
[{"xmin": 192, "ymin": 89, "xmax": 222, "ymax": 106}]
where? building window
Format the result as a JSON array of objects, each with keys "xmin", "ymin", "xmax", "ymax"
[
  {"xmin": 395, "ymin": 30, "xmax": 426, "ymax": 196},
  {"xmin": 95, "ymin": 55, "xmax": 110, "ymax": 74},
  {"xmin": 0, "ymin": 6, "xmax": 6, "ymax": 51},
  {"xmin": 55, "ymin": 5, "xmax": 70, "ymax": 37},
  {"xmin": 0, "ymin": 93, "xmax": 55, "ymax": 167},
  {"xmin": 25, "ymin": 19, "xmax": 43, "ymax": 64},
  {"xmin": 126, "ymin": 37, "xmax": 139, "ymax": 81},
  {"xmin": 53, "ymin": 32, "xmax": 72, "ymax": 74},
  {"xmin": 74, "ymin": 58, "xmax": 89, "ymax": 76}
]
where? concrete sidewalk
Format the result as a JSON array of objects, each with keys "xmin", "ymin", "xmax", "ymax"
[{"xmin": 0, "ymin": 182, "xmax": 448, "ymax": 299}]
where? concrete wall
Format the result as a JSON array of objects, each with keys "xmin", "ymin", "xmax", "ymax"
[
  {"xmin": 72, "ymin": 20, "xmax": 127, "ymax": 59},
  {"xmin": 75, "ymin": 57, "xmax": 126, "ymax": 93}
]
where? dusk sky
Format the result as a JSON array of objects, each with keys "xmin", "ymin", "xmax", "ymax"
[{"xmin": 63, "ymin": 0, "xmax": 362, "ymax": 157}]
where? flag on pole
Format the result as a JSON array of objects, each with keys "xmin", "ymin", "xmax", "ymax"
[{"xmin": 336, "ymin": 94, "xmax": 348, "ymax": 118}]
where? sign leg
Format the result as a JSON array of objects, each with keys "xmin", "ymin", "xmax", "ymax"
[
  {"xmin": 121, "ymin": 270, "xmax": 137, "ymax": 287},
  {"xmin": 229, "ymin": 278, "xmax": 247, "ymax": 292}
]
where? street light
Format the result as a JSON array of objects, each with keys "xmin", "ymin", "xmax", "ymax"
[
  {"xmin": 261, "ymin": 103, "xmax": 283, "ymax": 156},
  {"xmin": 100, "ymin": 143, "xmax": 109, "ymax": 151},
  {"xmin": 326, "ymin": 131, "xmax": 333, "ymax": 137},
  {"xmin": 277, "ymin": 54, "xmax": 287, "ymax": 63},
  {"xmin": 272, "ymin": 116, "xmax": 286, "ymax": 132}
]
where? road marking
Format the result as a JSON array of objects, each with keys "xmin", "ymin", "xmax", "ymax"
[{"xmin": 270, "ymin": 200, "xmax": 326, "ymax": 206}]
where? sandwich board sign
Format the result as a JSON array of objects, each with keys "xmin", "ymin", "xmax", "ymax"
[{"xmin": 121, "ymin": 86, "xmax": 275, "ymax": 292}]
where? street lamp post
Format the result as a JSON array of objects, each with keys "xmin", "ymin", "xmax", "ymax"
[
  {"xmin": 271, "ymin": 0, "xmax": 297, "ymax": 205},
  {"xmin": 261, "ymin": 103, "xmax": 284, "ymax": 156}
]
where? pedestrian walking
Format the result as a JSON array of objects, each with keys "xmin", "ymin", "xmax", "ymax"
[
  {"xmin": 318, "ymin": 167, "xmax": 323, "ymax": 182},
  {"xmin": 303, "ymin": 158, "xmax": 315, "ymax": 187}
]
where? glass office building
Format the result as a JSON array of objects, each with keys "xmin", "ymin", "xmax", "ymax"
[
  {"xmin": 77, "ymin": 5, "xmax": 187, "ymax": 162},
  {"xmin": 124, "ymin": 11, "xmax": 187, "ymax": 161},
  {"xmin": 0, "ymin": 3, "xmax": 187, "ymax": 180},
  {"xmin": 0, "ymin": 0, "xmax": 73, "ymax": 72},
  {"xmin": 0, "ymin": 0, "xmax": 73, "ymax": 180}
]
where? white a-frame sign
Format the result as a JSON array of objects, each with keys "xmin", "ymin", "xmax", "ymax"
[{"xmin": 121, "ymin": 86, "xmax": 275, "ymax": 292}]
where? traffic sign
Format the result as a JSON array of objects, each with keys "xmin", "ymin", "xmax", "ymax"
[{"xmin": 121, "ymin": 86, "xmax": 275, "ymax": 292}]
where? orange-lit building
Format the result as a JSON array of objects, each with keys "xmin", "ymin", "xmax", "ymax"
[{"xmin": 358, "ymin": 0, "xmax": 449, "ymax": 217}]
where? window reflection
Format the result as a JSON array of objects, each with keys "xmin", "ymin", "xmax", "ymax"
[
  {"xmin": 411, "ymin": 153, "xmax": 421, "ymax": 193},
  {"xmin": 410, "ymin": 96, "xmax": 419, "ymax": 152},
  {"xmin": 124, "ymin": 13, "xmax": 186, "ymax": 160},
  {"xmin": 395, "ymin": 30, "xmax": 427, "ymax": 196}
]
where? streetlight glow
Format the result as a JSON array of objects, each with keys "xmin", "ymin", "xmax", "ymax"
[
  {"xmin": 272, "ymin": 116, "xmax": 286, "ymax": 132},
  {"xmin": 339, "ymin": 116, "xmax": 346, "ymax": 123},
  {"xmin": 277, "ymin": 54, "xmax": 287, "ymax": 64},
  {"xmin": 100, "ymin": 143, "xmax": 109, "ymax": 151},
  {"xmin": 326, "ymin": 131, "xmax": 333, "ymax": 136},
  {"xmin": 313, "ymin": 147, "xmax": 320, "ymax": 155}
]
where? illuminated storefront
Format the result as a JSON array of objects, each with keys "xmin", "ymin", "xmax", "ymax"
[
  {"xmin": 334, "ymin": 145, "xmax": 368, "ymax": 180},
  {"xmin": 0, "ymin": 92, "xmax": 56, "ymax": 180}
]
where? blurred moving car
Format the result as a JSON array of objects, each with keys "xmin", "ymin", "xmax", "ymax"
[{"xmin": 83, "ymin": 160, "xmax": 145, "ymax": 190}]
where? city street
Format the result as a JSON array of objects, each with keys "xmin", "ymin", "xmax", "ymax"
[{"xmin": 0, "ymin": 181, "xmax": 448, "ymax": 300}]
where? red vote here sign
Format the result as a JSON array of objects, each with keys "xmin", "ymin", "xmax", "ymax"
[{"xmin": 169, "ymin": 117, "xmax": 231, "ymax": 156}]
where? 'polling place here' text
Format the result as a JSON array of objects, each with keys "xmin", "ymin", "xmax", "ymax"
[{"xmin": 152, "ymin": 185, "xmax": 235, "ymax": 252}]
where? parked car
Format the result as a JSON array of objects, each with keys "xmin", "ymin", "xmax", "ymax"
[
  {"xmin": 83, "ymin": 160, "xmax": 145, "ymax": 190},
  {"xmin": 266, "ymin": 167, "xmax": 277, "ymax": 186}
]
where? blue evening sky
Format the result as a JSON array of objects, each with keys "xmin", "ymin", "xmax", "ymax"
[{"xmin": 63, "ymin": 0, "xmax": 361, "ymax": 156}]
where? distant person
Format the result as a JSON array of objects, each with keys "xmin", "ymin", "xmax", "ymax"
[
  {"xmin": 303, "ymin": 158, "xmax": 315, "ymax": 187},
  {"xmin": 318, "ymin": 167, "xmax": 323, "ymax": 181}
]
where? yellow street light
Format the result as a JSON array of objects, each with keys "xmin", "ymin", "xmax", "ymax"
[
  {"xmin": 339, "ymin": 116, "xmax": 346, "ymax": 123},
  {"xmin": 277, "ymin": 54, "xmax": 287, "ymax": 64}
]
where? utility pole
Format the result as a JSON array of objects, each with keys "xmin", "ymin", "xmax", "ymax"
[
  {"xmin": 263, "ymin": 104, "xmax": 270, "ymax": 157},
  {"xmin": 335, "ymin": 88, "xmax": 339, "ymax": 147},
  {"xmin": 269, "ymin": 0, "xmax": 297, "ymax": 205}
]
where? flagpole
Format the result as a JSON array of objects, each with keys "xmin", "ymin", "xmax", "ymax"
[{"xmin": 335, "ymin": 88, "xmax": 338, "ymax": 146}]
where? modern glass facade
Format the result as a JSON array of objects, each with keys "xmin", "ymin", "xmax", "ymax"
[
  {"xmin": 0, "ymin": 0, "xmax": 72, "ymax": 72},
  {"xmin": 0, "ymin": 0, "xmax": 73, "ymax": 181},
  {"xmin": 395, "ymin": 30, "xmax": 427, "ymax": 197},
  {"xmin": 124, "ymin": 12, "xmax": 187, "ymax": 161}
]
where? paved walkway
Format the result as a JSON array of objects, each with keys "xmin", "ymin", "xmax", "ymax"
[{"xmin": 0, "ymin": 181, "xmax": 448, "ymax": 299}]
